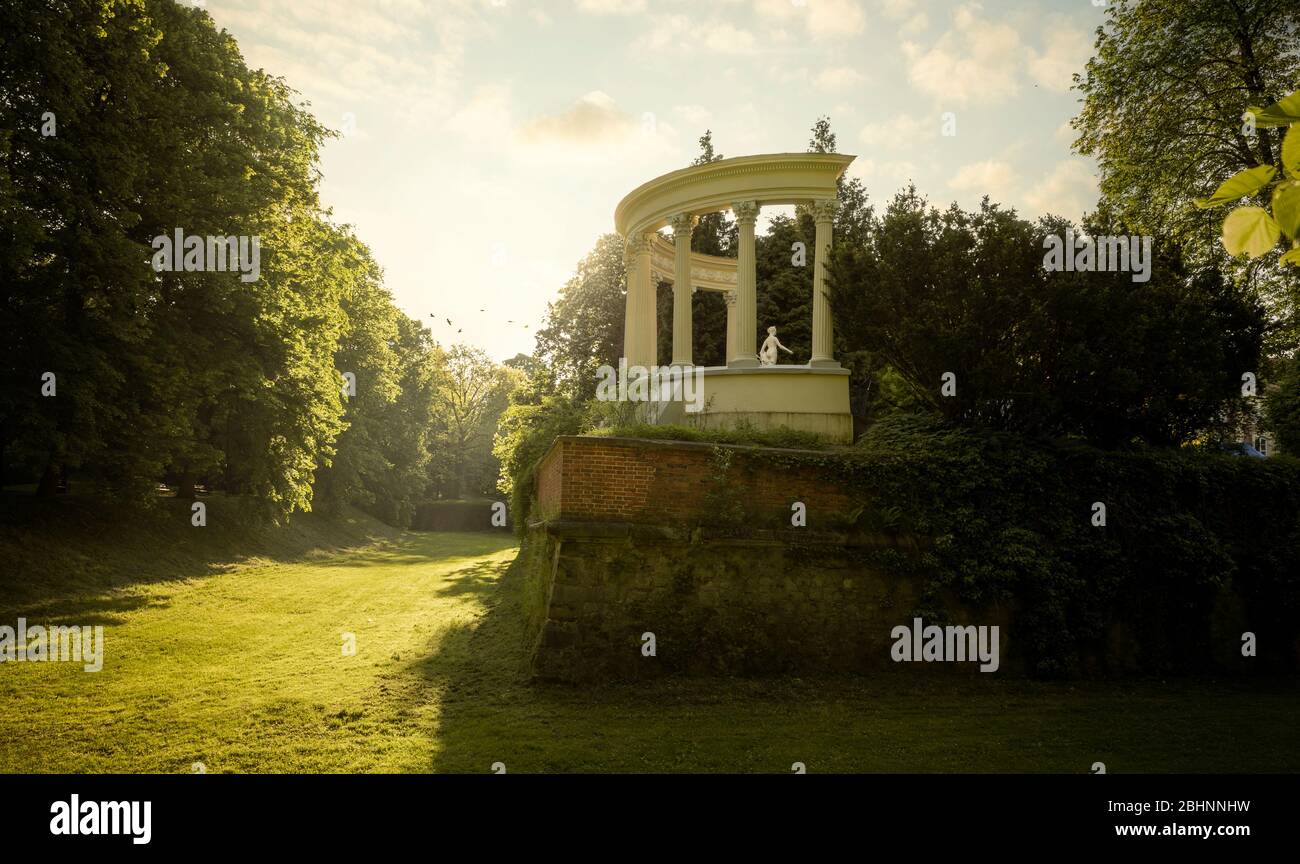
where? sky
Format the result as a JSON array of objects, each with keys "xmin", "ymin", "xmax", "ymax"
[{"xmin": 204, "ymin": 0, "xmax": 1105, "ymax": 361}]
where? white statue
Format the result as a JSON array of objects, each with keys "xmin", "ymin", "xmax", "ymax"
[{"xmin": 758, "ymin": 326, "xmax": 792, "ymax": 366}]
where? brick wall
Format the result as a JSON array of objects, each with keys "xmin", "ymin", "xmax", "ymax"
[{"xmin": 533, "ymin": 435, "xmax": 856, "ymax": 528}]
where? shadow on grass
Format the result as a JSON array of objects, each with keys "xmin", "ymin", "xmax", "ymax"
[
  {"xmin": 393, "ymin": 542, "xmax": 1300, "ymax": 774},
  {"xmin": 433, "ymin": 560, "xmax": 507, "ymax": 598},
  {"xmin": 0, "ymin": 493, "xmax": 512, "ymax": 623}
]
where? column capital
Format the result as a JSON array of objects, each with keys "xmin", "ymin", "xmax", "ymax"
[
  {"xmin": 625, "ymin": 232, "xmax": 654, "ymax": 255},
  {"xmin": 731, "ymin": 200, "xmax": 760, "ymax": 225},
  {"xmin": 723, "ymin": 290, "xmax": 737, "ymax": 306},
  {"xmin": 624, "ymin": 232, "xmax": 653, "ymax": 267},
  {"xmin": 668, "ymin": 212, "xmax": 695, "ymax": 239},
  {"xmin": 811, "ymin": 198, "xmax": 839, "ymax": 224}
]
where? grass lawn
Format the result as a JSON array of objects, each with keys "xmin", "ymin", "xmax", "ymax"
[{"xmin": 1, "ymin": 501, "xmax": 1297, "ymax": 773}]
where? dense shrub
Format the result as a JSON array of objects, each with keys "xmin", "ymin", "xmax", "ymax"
[
  {"xmin": 595, "ymin": 422, "xmax": 829, "ymax": 450},
  {"xmin": 827, "ymin": 193, "xmax": 1266, "ymax": 445},
  {"xmin": 842, "ymin": 416, "xmax": 1300, "ymax": 675}
]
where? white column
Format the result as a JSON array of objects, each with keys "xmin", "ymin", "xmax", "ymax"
[
  {"xmin": 637, "ymin": 239, "xmax": 656, "ymax": 367},
  {"xmin": 622, "ymin": 240, "xmax": 639, "ymax": 365},
  {"xmin": 730, "ymin": 200, "xmax": 759, "ymax": 367},
  {"xmin": 810, "ymin": 198, "xmax": 838, "ymax": 367},
  {"xmin": 724, "ymin": 291, "xmax": 737, "ymax": 367},
  {"xmin": 669, "ymin": 213, "xmax": 694, "ymax": 366},
  {"xmin": 624, "ymin": 233, "xmax": 654, "ymax": 367}
]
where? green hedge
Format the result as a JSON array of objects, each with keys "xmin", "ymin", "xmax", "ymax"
[
  {"xmin": 594, "ymin": 422, "xmax": 830, "ymax": 450},
  {"xmin": 836, "ymin": 416, "xmax": 1300, "ymax": 676}
]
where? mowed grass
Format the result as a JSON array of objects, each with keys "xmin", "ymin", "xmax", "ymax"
[{"xmin": 1, "ymin": 498, "xmax": 1297, "ymax": 773}]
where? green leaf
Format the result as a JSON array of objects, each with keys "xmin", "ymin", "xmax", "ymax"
[
  {"xmin": 1273, "ymin": 181, "xmax": 1300, "ymax": 239},
  {"xmin": 1282, "ymin": 124, "xmax": 1300, "ymax": 179},
  {"xmin": 1281, "ymin": 247, "xmax": 1300, "ymax": 267},
  {"xmin": 1221, "ymin": 206, "xmax": 1280, "ymax": 257},
  {"xmin": 1246, "ymin": 90, "xmax": 1300, "ymax": 128},
  {"xmin": 1195, "ymin": 164, "xmax": 1276, "ymax": 208}
]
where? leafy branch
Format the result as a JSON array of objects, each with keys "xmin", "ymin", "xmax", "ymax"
[{"xmin": 1195, "ymin": 89, "xmax": 1300, "ymax": 265}]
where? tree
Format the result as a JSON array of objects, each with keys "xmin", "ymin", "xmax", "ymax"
[
  {"xmin": 0, "ymin": 0, "xmax": 443, "ymax": 526},
  {"xmin": 807, "ymin": 115, "xmax": 873, "ymax": 246},
  {"xmin": 1265, "ymin": 356, "xmax": 1300, "ymax": 455},
  {"xmin": 430, "ymin": 345, "xmax": 517, "ymax": 499},
  {"xmin": 533, "ymin": 233, "xmax": 627, "ymax": 396},
  {"xmin": 1072, "ymin": 0, "xmax": 1300, "ymax": 342},
  {"xmin": 828, "ymin": 189, "xmax": 1266, "ymax": 446}
]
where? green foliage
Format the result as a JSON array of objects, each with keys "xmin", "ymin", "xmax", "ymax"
[
  {"xmin": 533, "ymin": 234, "xmax": 627, "ymax": 397},
  {"xmin": 827, "ymin": 189, "xmax": 1266, "ymax": 446},
  {"xmin": 1265, "ymin": 355, "xmax": 1300, "ymax": 454},
  {"xmin": 429, "ymin": 345, "xmax": 518, "ymax": 501},
  {"xmin": 595, "ymin": 422, "xmax": 827, "ymax": 450},
  {"xmin": 838, "ymin": 416, "xmax": 1300, "ymax": 675},
  {"xmin": 1072, "ymin": 0, "xmax": 1300, "ymax": 345},
  {"xmin": 0, "ymin": 2, "xmax": 516, "ymax": 526},
  {"xmin": 1194, "ymin": 90, "xmax": 1300, "ymax": 263},
  {"xmin": 492, "ymin": 387, "xmax": 589, "ymax": 531}
]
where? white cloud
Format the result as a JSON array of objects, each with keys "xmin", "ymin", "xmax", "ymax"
[
  {"xmin": 633, "ymin": 15, "xmax": 758, "ymax": 55},
  {"xmin": 815, "ymin": 66, "xmax": 868, "ymax": 90},
  {"xmin": 944, "ymin": 158, "xmax": 1098, "ymax": 218},
  {"xmin": 1028, "ymin": 25, "xmax": 1091, "ymax": 92},
  {"xmin": 519, "ymin": 91, "xmax": 635, "ymax": 144},
  {"xmin": 948, "ymin": 159, "xmax": 1016, "ymax": 197},
  {"xmin": 674, "ymin": 104, "xmax": 712, "ymax": 127},
  {"xmin": 859, "ymin": 114, "xmax": 931, "ymax": 149},
  {"xmin": 808, "ymin": 0, "xmax": 867, "ymax": 39},
  {"xmin": 849, "ymin": 157, "xmax": 918, "ymax": 195},
  {"xmin": 880, "ymin": 0, "xmax": 929, "ymax": 34},
  {"xmin": 211, "ymin": 0, "xmax": 482, "ymax": 132},
  {"xmin": 510, "ymin": 91, "xmax": 681, "ymax": 166},
  {"xmin": 1023, "ymin": 159, "xmax": 1098, "ymax": 219},
  {"xmin": 901, "ymin": 6, "xmax": 1090, "ymax": 105},
  {"xmin": 755, "ymin": 0, "xmax": 866, "ymax": 41},
  {"xmin": 879, "ymin": 0, "xmax": 915, "ymax": 17},
  {"xmin": 1054, "ymin": 120, "xmax": 1076, "ymax": 148},
  {"xmin": 574, "ymin": 0, "xmax": 646, "ymax": 14},
  {"xmin": 900, "ymin": 13, "xmax": 928, "ymax": 35},
  {"xmin": 902, "ymin": 3, "xmax": 1021, "ymax": 105},
  {"xmin": 443, "ymin": 84, "xmax": 513, "ymax": 142}
]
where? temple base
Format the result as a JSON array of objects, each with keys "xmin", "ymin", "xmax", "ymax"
[{"xmin": 645, "ymin": 364, "xmax": 852, "ymax": 443}]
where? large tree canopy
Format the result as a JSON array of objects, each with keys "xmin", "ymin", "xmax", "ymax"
[
  {"xmin": 828, "ymin": 189, "xmax": 1266, "ymax": 446},
  {"xmin": 1073, "ymin": 0, "xmax": 1300, "ymax": 339},
  {"xmin": 0, "ymin": 0, "xmax": 517, "ymax": 522}
]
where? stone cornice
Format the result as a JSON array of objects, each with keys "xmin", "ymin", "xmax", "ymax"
[{"xmin": 615, "ymin": 152, "xmax": 855, "ymax": 237}]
